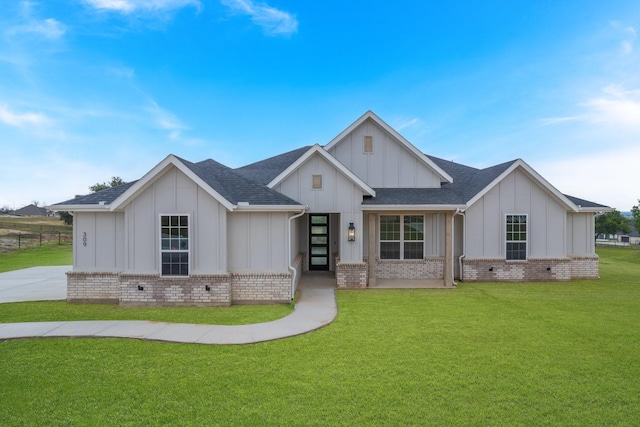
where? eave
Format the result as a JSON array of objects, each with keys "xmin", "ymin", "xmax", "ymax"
[{"xmin": 361, "ymin": 204, "xmax": 466, "ymax": 211}]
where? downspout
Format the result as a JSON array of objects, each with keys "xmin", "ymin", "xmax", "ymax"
[
  {"xmin": 453, "ymin": 208, "xmax": 466, "ymax": 284},
  {"xmin": 288, "ymin": 207, "xmax": 307, "ymax": 300}
]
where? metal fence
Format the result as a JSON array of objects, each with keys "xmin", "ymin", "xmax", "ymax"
[{"xmin": 0, "ymin": 232, "xmax": 72, "ymax": 251}]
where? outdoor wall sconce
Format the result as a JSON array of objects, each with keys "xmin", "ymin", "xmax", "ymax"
[
  {"xmin": 348, "ymin": 222, "xmax": 356, "ymax": 242},
  {"xmin": 488, "ymin": 267, "xmax": 494, "ymax": 272},
  {"xmin": 137, "ymin": 285, "xmax": 144, "ymax": 291},
  {"xmin": 205, "ymin": 285, "xmax": 211, "ymax": 291}
]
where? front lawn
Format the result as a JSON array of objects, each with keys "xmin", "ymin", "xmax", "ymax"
[
  {"xmin": 0, "ymin": 242, "xmax": 72, "ymax": 273},
  {"xmin": 1, "ymin": 246, "xmax": 638, "ymax": 425}
]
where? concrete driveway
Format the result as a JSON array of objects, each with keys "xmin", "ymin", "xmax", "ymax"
[{"xmin": 0, "ymin": 266, "xmax": 70, "ymax": 303}]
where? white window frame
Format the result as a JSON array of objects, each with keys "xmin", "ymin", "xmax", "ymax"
[
  {"xmin": 505, "ymin": 213, "xmax": 528, "ymax": 261},
  {"xmin": 379, "ymin": 214, "xmax": 425, "ymax": 260},
  {"xmin": 159, "ymin": 213, "xmax": 191, "ymax": 277}
]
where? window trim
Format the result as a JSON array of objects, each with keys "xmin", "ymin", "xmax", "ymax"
[
  {"xmin": 379, "ymin": 214, "xmax": 425, "ymax": 260},
  {"xmin": 505, "ymin": 213, "xmax": 528, "ymax": 261},
  {"xmin": 159, "ymin": 213, "xmax": 191, "ymax": 277},
  {"xmin": 363, "ymin": 135, "xmax": 374, "ymax": 153},
  {"xmin": 311, "ymin": 174, "xmax": 323, "ymax": 190}
]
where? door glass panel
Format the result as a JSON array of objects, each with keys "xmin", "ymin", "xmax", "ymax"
[
  {"xmin": 311, "ymin": 216, "xmax": 327, "ymax": 224},
  {"xmin": 311, "ymin": 247, "xmax": 327, "ymax": 255},
  {"xmin": 311, "ymin": 257, "xmax": 327, "ymax": 265},
  {"xmin": 311, "ymin": 226, "xmax": 327, "ymax": 235},
  {"xmin": 311, "ymin": 236, "xmax": 327, "ymax": 244}
]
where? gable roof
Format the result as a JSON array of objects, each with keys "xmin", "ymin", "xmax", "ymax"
[
  {"xmin": 53, "ymin": 155, "xmax": 303, "ymax": 212},
  {"xmin": 51, "ymin": 111, "xmax": 609, "ymax": 213},
  {"xmin": 362, "ymin": 157, "xmax": 516, "ymax": 209},
  {"xmin": 462, "ymin": 159, "xmax": 580, "ymax": 211},
  {"xmin": 324, "ymin": 110, "xmax": 454, "ymax": 184},
  {"xmin": 265, "ymin": 144, "xmax": 376, "ymax": 196},
  {"xmin": 52, "ymin": 181, "xmax": 138, "ymax": 210},
  {"xmin": 15, "ymin": 204, "xmax": 50, "ymax": 216}
]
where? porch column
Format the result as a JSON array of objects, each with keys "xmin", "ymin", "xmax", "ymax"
[
  {"xmin": 444, "ymin": 211, "xmax": 453, "ymax": 286},
  {"xmin": 368, "ymin": 213, "xmax": 376, "ymax": 287}
]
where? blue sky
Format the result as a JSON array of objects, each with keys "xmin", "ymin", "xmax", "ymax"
[{"xmin": 1, "ymin": 0, "xmax": 639, "ymax": 211}]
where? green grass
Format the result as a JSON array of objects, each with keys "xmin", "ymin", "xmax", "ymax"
[
  {"xmin": 1, "ymin": 247, "xmax": 639, "ymax": 425},
  {"xmin": 0, "ymin": 301, "xmax": 293, "ymax": 325},
  {"xmin": 0, "ymin": 243, "xmax": 72, "ymax": 273}
]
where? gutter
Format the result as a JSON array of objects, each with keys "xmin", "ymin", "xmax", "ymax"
[
  {"xmin": 453, "ymin": 208, "xmax": 466, "ymax": 284},
  {"xmin": 288, "ymin": 206, "xmax": 308, "ymax": 300}
]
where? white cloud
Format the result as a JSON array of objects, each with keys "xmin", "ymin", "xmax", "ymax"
[
  {"xmin": 6, "ymin": 18, "xmax": 66, "ymax": 39},
  {"xmin": 221, "ymin": 0, "xmax": 298, "ymax": 36},
  {"xmin": 395, "ymin": 117, "xmax": 421, "ymax": 131},
  {"xmin": 535, "ymin": 145, "xmax": 640, "ymax": 211},
  {"xmin": 540, "ymin": 85, "xmax": 640, "ymax": 129},
  {"xmin": 83, "ymin": 0, "xmax": 201, "ymax": 13},
  {"xmin": 0, "ymin": 104, "xmax": 51, "ymax": 127},
  {"xmin": 611, "ymin": 22, "xmax": 637, "ymax": 54}
]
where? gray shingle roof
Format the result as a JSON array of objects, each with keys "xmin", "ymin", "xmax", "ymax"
[
  {"xmin": 564, "ymin": 195, "xmax": 610, "ymax": 209},
  {"xmin": 54, "ymin": 148, "xmax": 608, "ymax": 210},
  {"xmin": 54, "ymin": 181, "xmax": 137, "ymax": 206},
  {"xmin": 179, "ymin": 157, "xmax": 302, "ymax": 206},
  {"xmin": 234, "ymin": 146, "xmax": 311, "ymax": 185},
  {"xmin": 363, "ymin": 157, "xmax": 517, "ymax": 205}
]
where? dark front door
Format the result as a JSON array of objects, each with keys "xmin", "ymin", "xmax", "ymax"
[{"xmin": 309, "ymin": 214, "xmax": 330, "ymax": 270}]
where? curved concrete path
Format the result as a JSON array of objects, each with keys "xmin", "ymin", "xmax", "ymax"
[{"xmin": 0, "ymin": 270, "xmax": 337, "ymax": 345}]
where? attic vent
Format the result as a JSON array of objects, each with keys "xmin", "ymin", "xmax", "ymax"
[
  {"xmin": 364, "ymin": 135, "xmax": 373, "ymax": 153},
  {"xmin": 312, "ymin": 174, "xmax": 323, "ymax": 189}
]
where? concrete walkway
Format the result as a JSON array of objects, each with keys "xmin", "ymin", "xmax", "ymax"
[{"xmin": 0, "ymin": 270, "xmax": 337, "ymax": 345}]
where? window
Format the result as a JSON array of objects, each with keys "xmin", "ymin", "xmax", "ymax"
[
  {"xmin": 364, "ymin": 135, "xmax": 373, "ymax": 153},
  {"xmin": 380, "ymin": 215, "xmax": 424, "ymax": 260},
  {"xmin": 160, "ymin": 215, "xmax": 189, "ymax": 276},
  {"xmin": 312, "ymin": 174, "xmax": 323, "ymax": 189},
  {"xmin": 506, "ymin": 214, "xmax": 527, "ymax": 260}
]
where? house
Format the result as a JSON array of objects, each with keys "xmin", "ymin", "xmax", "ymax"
[
  {"xmin": 52, "ymin": 111, "xmax": 610, "ymax": 306},
  {"xmin": 16, "ymin": 204, "xmax": 51, "ymax": 217}
]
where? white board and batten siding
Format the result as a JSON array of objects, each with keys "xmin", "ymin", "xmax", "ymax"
[
  {"xmin": 567, "ymin": 213, "xmax": 596, "ymax": 256},
  {"xmin": 123, "ymin": 166, "xmax": 227, "ymax": 275},
  {"xmin": 465, "ymin": 168, "xmax": 567, "ymax": 259},
  {"xmin": 274, "ymin": 152, "xmax": 365, "ymax": 263},
  {"xmin": 326, "ymin": 118, "xmax": 441, "ymax": 188},
  {"xmin": 227, "ymin": 212, "xmax": 290, "ymax": 273},
  {"xmin": 74, "ymin": 212, "xmax": 125, "ymax": 272}
]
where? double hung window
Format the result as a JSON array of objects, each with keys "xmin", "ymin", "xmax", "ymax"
[
  {"xmin": 160, "ymin": 215, "xmax": 189, "ymax": 276},
  {"xmin": 506, "ymin": 214, "xmax": 527, "ymax": 260},
  {"xmin": 379, "ymin": 215, "xmax": 424, "ymax": 260}
]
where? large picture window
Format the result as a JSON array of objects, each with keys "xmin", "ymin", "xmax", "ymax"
[
  {"xmin": 160, "ymin": 215, "xmax": 189, "ymax": 276},
  {"xmin": 380, "ymin": 215, "xmax": 424, "ymax": 260},
  {"xmin": 506, "ymin": 214, "xmax": 527, "ymax": 260}
]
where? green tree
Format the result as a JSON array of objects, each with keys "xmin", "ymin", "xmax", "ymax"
[
  {"xmin": 89, "ymin": 176, "xmax": 125, "ymax": 193},
  {"xmin": 59, "ymin": 211, "xmax": 73, "ymax": 226},
  {"xmin": 595, "ymin": 209, "xmax": 631, "ymax": 236},
  {"xmin": 632, "ymin": 200, "xmax": 640, "ymax": 231}
]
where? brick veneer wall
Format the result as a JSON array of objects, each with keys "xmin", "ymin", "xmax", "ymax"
[
  {"xmin": 231, "ymin": 272, "xmax": 291, "ymax": 304},
  {"xmin": 119, "ymin": 274, "xmax": 232, "ymax": 306},
  {"xmin": 67, "ymin": 269, "xmax": 298, "ymax": 306},
  {"xmin": 67, "ymin": 271, "xmax": 119, "ymax": 304},
  {"xmin": 569, "ymin": 255, "xmax": 599, "ymax": 279},
  {"xmin": 462, "ymin": 258, "xmax": 572, "ymax": 282},
  {"xmin": 375, "ymin": 257, "xmax": 444, "ymax": 280},
  {"xmin": 336, "ymin": 259, "xmax": 367, "ymax": 289}
]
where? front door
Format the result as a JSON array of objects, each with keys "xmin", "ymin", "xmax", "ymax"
[{"xmin": 309, "ymin": 214, "xmax": 330, "ymax": 270}]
